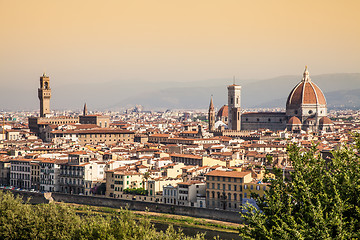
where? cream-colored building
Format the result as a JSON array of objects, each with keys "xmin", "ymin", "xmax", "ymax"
[
  {"xmin": 161, "ymin": 162, "xmax": 185, "ymax": 178},
  {"xmin": 205, "ymin": 170, "xmax": 251, "ymax": 211},
  {"xmin": 205, "ymin": 170, "xmax": 269, "ymax": 211},
  {"xmin": 171, "ymin": 153, "xmax": 237, "ymax": 167},
  {"xmin": 105, "ymin": 169, "xmax": 143, "ymax": 198},
  {"xmin": 147, "ymin": 178, "xmax": 182, "ymax": 197}
]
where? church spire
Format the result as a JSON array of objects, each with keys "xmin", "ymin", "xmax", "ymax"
[
  {"xmin": 208, "ymin": 96, "xmax": 215, "ymax": 132},
  {"xmin": 83, "ymin": 103, "xmax": 88, "ymax": 116},
  {"xmin": 209, "ymin": 95, "xmax": 214, "ymax": 110}
]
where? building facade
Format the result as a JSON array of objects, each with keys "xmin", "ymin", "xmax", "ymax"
[{"xmin": 10, "ymin": 159, "xmax": 32, "ymax": 189}]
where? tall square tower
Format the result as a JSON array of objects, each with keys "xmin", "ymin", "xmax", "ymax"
[
  {"xmin": 227, "ymin": 84, "xmax": 241, "ymax": 131},
  {"xmin": 38, "ymin": 73, "xmax": 51, "ymax": 117}
]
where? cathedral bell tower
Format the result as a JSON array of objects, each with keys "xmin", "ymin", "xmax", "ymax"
[
  {"xmin": 38, "ymin": 73, "xmax": 51, "ymax": 117},
  {"xmin": 228, "ymin": 84, "xmax": 241, "ymax": 131},
  {"xmin": 208, "ymin": 96, "xmax": 215, "ymax": 131}
]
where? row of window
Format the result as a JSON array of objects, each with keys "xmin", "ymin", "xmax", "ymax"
[
  {"xmin": 207, "ymin": 182, "xmax": 266, "ymax": 191},
  {"xmin": 10, "ymin": 173, "xmax": 30, "ymax": 180},
  {"xmin": 48, "ymin": 121, "xmax": 77, "ymax": 125},
  {"xmin": 61, "ymin": 164, "xmax": 86, "ymax": 170},
  {"xmin": 10, "ymin": 180, "xmax": 30, "ymax": 188},
  {"xmin": 11, "ymin": 166, "xmax": 30, "ymax": 172},
  {"xmin": 60, "ymin": 171, "xmax": 84, "ymax": 176},
  {"xmin": 60, "ymin": 178, "xmax": 84, "ymax": 185},
  {"xmin": 40, "ymin": 180, "xmax": 54, "ymax": 185},
  {"xmin": 245, "ymin": 118, "xmax": 284, "ymax": 122},
  {"xmin": 208, "ymin": 176, "xmax": 243, "ymax": 183},
  {"xmin": 40, "ymin": 174, "xmax": 54, "ymax": 179},
  {"xmin": 207, "ymin": 191, "xmax": 250, "ymax": 200},
  {"xmin": 83, "ymin": 139, "xmax": 131, "ymax": 143},
  {"xmin": 114, "ymin": 175, "xmax": 130, "ymax": 179},
  {"xmin": 163, "ymin": 189, "xmax": 177, "ymax": 196}
]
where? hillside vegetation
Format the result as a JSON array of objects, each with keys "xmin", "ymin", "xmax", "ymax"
[{"xmin": 0, "ymin": 191, "xmax": 206, "ymax": 240}]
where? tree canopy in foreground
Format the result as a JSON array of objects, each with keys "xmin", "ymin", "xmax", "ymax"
[
  {"xmin": 239, "ymin": 134, "xmax": 360, "ymax": 239},
  {"xmin": 0, "ymin": 191, "xmax": 205, "ymax": 240}
]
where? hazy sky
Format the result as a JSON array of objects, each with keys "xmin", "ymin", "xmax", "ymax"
[{"xmin": 1, "ymin": 0, "xmax": 359, "ymax": 86}]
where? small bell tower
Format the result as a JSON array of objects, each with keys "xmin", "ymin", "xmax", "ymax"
[
  {"xmin": 208, "ymin": 96, "xmax": 215, "ymax": 131},
  {"xmin": 83, "ymin": 103, "xmax": 88, "ymax": 116}
]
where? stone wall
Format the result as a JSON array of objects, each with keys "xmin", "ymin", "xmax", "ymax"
[
  {"xmin": 2, "ymin": 190, "xmax": 243, "ymax": 223},
  {"xmin": 51, "ymin": 193, "xmax": 243, "ymax": 223},
  {"xmin": 2, "ymin": 189, "xmax": 50, "ymax": 204}
]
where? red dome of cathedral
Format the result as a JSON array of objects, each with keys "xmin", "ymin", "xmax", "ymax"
[
  {"xmin": 286, "ymin": 66, "xmax": 326, "ymax": 107},
  {"xmin": 319, "ymin": 116, "xmax": 333, "ymax": 125},
  {"xmin": 287, "ymin": 116, "xmax": 301, "ymax": 125},
  {"xmin": 217, "ymin": 105, "xmax": 228, "ymax": 118}
]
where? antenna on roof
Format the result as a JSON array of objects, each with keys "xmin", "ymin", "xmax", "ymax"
[{"xmin": 233, "ymin": 76, "xmax": 235, "ymax": 85}]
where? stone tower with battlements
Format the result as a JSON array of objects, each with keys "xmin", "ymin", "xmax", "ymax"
[
  {"xmin": 227, "ymin": 84, "xmax": 241, "ymax": 131},
  {"xmin": 38, "ymin": 73, "xmax": 51, "ymax": 117}
]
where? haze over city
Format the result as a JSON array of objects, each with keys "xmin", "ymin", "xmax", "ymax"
[
  {"xmin": 1, "ymin": 1, "xmax": 360, "ymax": 239},
  {"xmin": 1, "ymin": 0, "xmax": 360, "ymax": 110}
]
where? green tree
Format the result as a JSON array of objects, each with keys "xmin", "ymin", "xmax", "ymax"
[
  {"xmin": 0, "ymin": 191, "xmax": 206, "ymax": 239},
  {"xmin": 239, "ymin": 134, "xmax": 360, "ymax": 239}
]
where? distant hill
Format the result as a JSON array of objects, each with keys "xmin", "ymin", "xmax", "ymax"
[
  {"xmin": 256, "ymin": 88, "xmax": 360, "ymax": 110},
  {"xmin": 1, "ymin": 73, "xmax": 359, "ymax": 111},
  {"xmin": 243, "ymin": 73, "xmax": 360, "ymax": 108},
  {"xmin": 110, "ymin": 73, "xmax": 360, "ymax": 110},
  {"xmin": 326, "ymin": 88, "xmax": 360, "ymax": 109}
]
